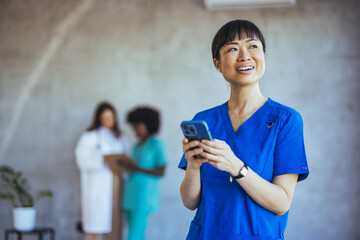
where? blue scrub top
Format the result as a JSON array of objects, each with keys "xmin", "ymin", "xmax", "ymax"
[
  {"xmin": 178, "ymin": 99, "xmax": 309, "ymax": 240},
  {"xmin": 123, "ymin": 136, "xmax": 167, "ymax": 213}
]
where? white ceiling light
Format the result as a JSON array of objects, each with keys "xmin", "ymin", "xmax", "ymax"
[{"xmin": 204, "ymin": 0, "xmax": 296, "ymax": 9}]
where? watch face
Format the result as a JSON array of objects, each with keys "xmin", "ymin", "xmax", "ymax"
[
  {"xmin": 234, "ymin": 165, "xmax": 249, "ymax": 179},
  {"xmin": 240, "ymin": 166, "xmax": 248, "ymax": 177}
]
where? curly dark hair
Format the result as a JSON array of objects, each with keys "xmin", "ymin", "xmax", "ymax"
[
  {"xmin": 126, "ymin": 106, "xmax": 160, "ymax": 135},
  {"xmin": 87, "ymin": 101, "xmax": 121, "ymax": 137}
]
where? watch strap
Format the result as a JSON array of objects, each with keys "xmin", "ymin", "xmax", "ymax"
[{"xmin": 233, "ymin": 163, "xmax": 249, "ymax": 179}]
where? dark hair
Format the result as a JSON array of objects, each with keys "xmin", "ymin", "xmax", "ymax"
[
  {"xmin": 211, "ymin": 19, "xmax": 266, "ymax": 62},
  {"xmin": 127, "ymin": 106, "xmax": 160, "ymax": 135},
  {"xmin": 87, "ymin": 101, "xmax": 121, "ymax": 137}
]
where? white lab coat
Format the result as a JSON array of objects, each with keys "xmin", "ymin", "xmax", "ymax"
[{"xmin": 75, "ymin": 127, "xmax": 128, "ymax": 233}]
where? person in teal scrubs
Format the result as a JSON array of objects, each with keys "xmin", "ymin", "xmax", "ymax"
[
  {"xmin": 122, "ymin": 106, "xmax": 167, "ymax": 240},
  {"xmin": 179, "ymin": 20, "xmax": 309, "ymax": 240}
]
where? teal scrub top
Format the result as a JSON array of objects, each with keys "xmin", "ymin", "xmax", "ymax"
[
  {"xmin": 178, "ymin": 99, "xmax": 309, "ymax": 240},
  {"xmin": 123, "ymin": 136, "xmax": 167, "ymax": 212}
]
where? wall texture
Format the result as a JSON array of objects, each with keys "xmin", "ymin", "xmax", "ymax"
[{"xmin": 0, "ymin": 0, "xmax": 359, "ymax": 239}]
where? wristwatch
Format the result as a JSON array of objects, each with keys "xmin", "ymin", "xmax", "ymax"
[{"xmin": 230, "ymin": 163, "xmax": 249, "ymax": 182}]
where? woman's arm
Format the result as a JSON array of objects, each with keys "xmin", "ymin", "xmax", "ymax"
[
  {"xmin": 114, "ymin": 154, "xmax": 166, "ymax": 177},
  {"xmin": 75, "ymin": 133, "xmax": 105, "ymax": 171},
  {"xmin": 180, "ymin": 164, "xmax": 202, "ymax": 210},
  {"xmin": 180, "ymin": 138, "xmax": 209, "ymax": 210},
  {"xmin": 199, "ymin": 139, "xmax": 298, "ymax": 215},
  {"xmin": 238, "ymin": 170, "xmax": 298, "ymax": 215},
  {"xmin": 137, "ymin": 166, "xmax": 166, "ymax": 177}
]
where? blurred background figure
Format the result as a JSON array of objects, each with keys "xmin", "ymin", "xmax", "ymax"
[
  {"xmin": 75, "ymin": 101, "xmax": 128, "ymax": 240},
  {"xmin": 122, "ymin": 106, "xmax": 167, "ymax": 240}
]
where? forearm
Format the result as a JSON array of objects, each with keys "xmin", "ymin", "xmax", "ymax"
[
  {"xmin": 237, "ymin": 168, "xmax": 298, "ymax": 215},
  {"xmin": 138, "ymin": 166, "xmax": 165, "ymax": 177},
  {"xmin": 200, "ymin": 139, "xmax": 298, "ymax": 215},
  {"xmin": 180, "ymin": 165, "xmax": 202, "ymax": 210}
]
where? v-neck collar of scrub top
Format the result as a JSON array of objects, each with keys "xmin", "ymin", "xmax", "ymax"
[{"xmin": 220, "ymin": 98, "xmax": 271, "ymax": 138}]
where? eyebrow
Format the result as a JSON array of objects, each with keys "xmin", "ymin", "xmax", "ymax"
[{"xmin": 226, "ymin": 38, "xmax": 258, "ymax": 45}]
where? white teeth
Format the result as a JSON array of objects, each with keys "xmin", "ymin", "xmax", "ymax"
[{"xmin": 237, "ymin": 66, "xmax": 253, "ymax": 71}]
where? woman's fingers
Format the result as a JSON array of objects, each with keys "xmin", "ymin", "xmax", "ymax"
[
  {"xmin": 199, "ymin": 139, "xmax": 228, "ymax": 157},
  {"xmin": 198, "ymin": 151, "xmax": 219, "ymax": 162},
  {"xmin": 185, "ymin": 145, "xmax": 204, "ymax": 160},
  {"xmin": 183, "ymin": 138, "xmax": 233, "ymax": 170},
  {"xmin": 199, "ymin": 142, "xmax": 221, "ymax": 155},
  {"xmin": 199, "ymin": 139, "xmax": 233, "ymax": 163},
  {"xmin": 187, "ymin": 147, "xmax": 203, "ymax": 157},
  {"xmin": 202, "ymin": 139, "xmax": 227, "ymax": 150},
  {"xmin": 206, "ymin": 158, "xmax": 224, "ymax": 170},
  {"xmin": 182, "ymin": 139, "xmax": 199, "ymax": 153},
  {"xmin": 182, "ymin": 138, "xmax": 189, "ymax": 152},
  {"xmin": 182, "ymin": 138, "xmax": 211, "ymax": 169}
]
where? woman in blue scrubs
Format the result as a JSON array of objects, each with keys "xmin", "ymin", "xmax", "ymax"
[
  {"xmin": 179, "ymin": 20, "xmax": 309, "ymax": 240},
  {"xmin": 122, "ymin": 106, "xmax": 167, "ymax": 240}
]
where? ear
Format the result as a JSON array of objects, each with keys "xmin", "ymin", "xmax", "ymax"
[{"xmin": 214, "ymin": 58, "xmax": 221, "ymax": 72}]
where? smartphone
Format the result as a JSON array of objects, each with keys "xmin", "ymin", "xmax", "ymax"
[{"xmin": 180, "ymin": 120, "xmax": 213, "ymax": 142}]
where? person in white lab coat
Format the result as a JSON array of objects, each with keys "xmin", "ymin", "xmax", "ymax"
[{"xmin": 75, "ymin": 101, "xmax": 128, "ymax": 240}]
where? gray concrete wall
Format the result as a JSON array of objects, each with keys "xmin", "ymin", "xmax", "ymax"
[{"xmin": 0, "ymin": 0, "xmax": 359, "ymax": 239}]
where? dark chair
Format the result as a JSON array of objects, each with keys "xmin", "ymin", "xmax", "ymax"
[
  {"xmin": 5, "ymin": 227, "xmax": 55, "ymax": 240},
  {"xmin": 76, "ymin": 221, "xmax": 84, "ymax": 233}
]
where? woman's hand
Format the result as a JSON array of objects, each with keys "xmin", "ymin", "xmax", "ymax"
[
  {"xmin": 182, "ymin": 138, "xmax": 208, "ymax": 169},
  {"xmin": 198, "ymin": 139, "xmax": 244, "ymax": 176},
  {"xmin": 117, "ymin": 159, "xmax": 139, "ymax": 172}
]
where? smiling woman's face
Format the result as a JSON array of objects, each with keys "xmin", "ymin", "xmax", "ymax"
[{"xmin": 214, "ymin": 35, "xmax": 265, "ymax": 87}]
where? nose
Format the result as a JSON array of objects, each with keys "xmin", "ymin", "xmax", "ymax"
[{"xmin": 237, "ymin": 47, "xmax": 251, "ymax": 62}]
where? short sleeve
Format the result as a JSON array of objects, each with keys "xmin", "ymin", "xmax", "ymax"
[
  {"xmin": 274, "ymin": 112, "xmax": 309, "ymax": 181},
  {"xmin": 178, "ymin": 155, "xmax": 187, "ymax": 170},
  {"xmin": 155, "ymin": 140, "xmax": 167, "ymax": 167},
  {"xmin": 75, "ymin": 132, "xmax": 105, "ymax": 171}
]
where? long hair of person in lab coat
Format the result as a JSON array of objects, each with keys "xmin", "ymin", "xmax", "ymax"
[{"xmin": 87, "ymin": 101, "xmax": 122, "ymax": 137}]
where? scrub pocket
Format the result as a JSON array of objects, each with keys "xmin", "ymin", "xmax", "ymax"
[{"xmin": 186, "ymin": 218, "xmax": 202, "ymax": 240}]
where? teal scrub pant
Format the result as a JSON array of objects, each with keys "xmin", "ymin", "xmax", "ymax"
[{"xmin": 126, "ymin": 210, "xmax": 150, "ymax": 240}]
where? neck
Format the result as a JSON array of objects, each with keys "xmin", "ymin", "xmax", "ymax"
[
  {"xmin": 139, "ymin": 135, "xmax": 151, "ymax": 143},
  {"xmin": 228, "ymin": 83, "xmax": 267, "ymax": 114},
  {"xmin": 100, "ymin": 126, "xmax": 112, "ymax": 131}
]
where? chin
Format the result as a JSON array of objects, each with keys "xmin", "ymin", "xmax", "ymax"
[{"xmin": 228, "ymin": 78, "xmax": 259, "ymax": 87}]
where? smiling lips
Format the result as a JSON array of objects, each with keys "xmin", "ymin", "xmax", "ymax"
[{"xmin": 236, "ymin": 66, "xmax": 254, "ymax": 74}]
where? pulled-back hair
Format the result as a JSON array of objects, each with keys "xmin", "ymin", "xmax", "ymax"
[{"xmin": 212, "ymin": 19, "xmax": 266, "ymax": 63}]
